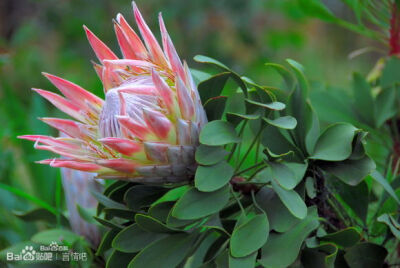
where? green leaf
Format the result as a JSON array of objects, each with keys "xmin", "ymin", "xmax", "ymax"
[
  {"xmin": 287, "ymin": 59, "xmax": 308, "ymax": 98},
  {"xmin": 194, "ymin": 55, "xmax": 230, "ymax": 70},
  {"xmin": 128, "ymin": 233, "xmax": 197, "ymax": 268},
  {"xmin": 305, "ymin": 177, "xmax": 316, "ymax": 199},
  {"xmin": 298, "ymin": 0, "xmax": 338, "ymax": 22},
  {"xmin": 230, "ymin": 213, "xmax": 269, "ymax": 257},
  {"xmin": 303, "ymin": 239, "xmax": 338, "ymax": 267},
  {"xmin": 204, "ymin": 96, "xmax": 227, "ymax": 121},
  {"xmin": 349, "ymin": 131, "xmax": 367, "ymax": 160},
  {"xmin": 31, "ymin": 229, "xmax": 81, "ymax": 245},
  {"xmin": 265, "ymin": 63, "xmax": 294, "ymax": 90},
  {"xmin": 172, "ymin": 186, "xmax": 230, "ymax": 220},
  {"xmin": 91, "ymin": 190, "xmax": 126, "ymax": 210},
  {"xmin": 135, "ymin": 214, "xmax": 178, "ymax": 233},
  {"xmin": 321, "ymin": 156, "xmax": 375, "ymax": 186},
  {"xmin": 377, "ymin": 213, "xmax": 400, "ymax": 240},
  {"xmin": 0, "ymin": 182, "xmax": 57, "ymax": 215},
  {"xmin": 112, "ymin": 224, "xmax": 167, "ymax": 253},
  {"xmin": 76, "ymin": 205, "xmax": 97, "ymax": 225},
  {"xmin": 229, "ymin": 252, "xmax": 257, "ymax": 268},
  {"xmin": 13, "ymin": 208, "xmax": 69, "ymax": 226},
  {"xmin": 191, "ymin": 68, "xmax": 212, "ymax": 83},
  {"xmin": 381, "ymin": 57, "xmax": 400, "ymax": 87},
  {"xmin": 215, "ymin": 249, "xmax": 229, "ymax": 267},
  {"xmin": 375, "ymin": 86, "xmax": 397, "ymax": 128},
  {"xmin": 310, "ymin": 123, "xmax": 357, "ymax": 161},
  {"xmin": 195, "ymin": 145, "xmax": 229, "ymax": 165},
  {"xmin": 106, "ymin": 250, "xmax": 135, "ymax": 268},
  {"xmin": 270, "ymin": 162, "xmax": 307, "ymax": 190},
  {"xmin": 195, "ymin": 161, "xmax": 234, "ymax": 192},
  {"xmin": 94, "ymin": 216, "xmax": 123, "ymax": 230},
  {"xmin": 124, "ymin": 185, "xmax": 166, "ymax": 211},
  {"xmin": 186, "ymin": 233, "xmax": 220, "ymax": 268},
  {"xmin": 310, "ymin": 89, "xmax": 359, "ymax": 132},
  {"xmin": 305, "ymin": 104, "xmax": 320, "ymax": 155},
  {"xmin": 330, "ymin": 179, "xmax": 369, "ymax": 223},
  {"xmin": 226, "ymin": 112, "xmax": 260, "ymax": 127},
  {"xmin": 103, "ymin": 181, "xmax": 128, "ymax": 196},
  {"xmin": 245, "ymin": 99, "xmax": 286, "ymax": 111},
  {"xmin": 96, "ymin": 229, "xmax": 119, "ymax": 256},
  {"xmin": 166, "ymin": 211, "xmax": 196, "ymax": 228},
  {"xmin": 371, "ymin": 170, "xmax": 400, "ymax": 205},
  {"xmin": 263, "ymin": 116, "xmax": 297, "ymax": 130},
  {"xmin": 286, "ymin": 162, "xmax": 308, "ymax": 184},
  {"xmin": 259, "ymin": 207, "xmax": 319, "ymax": 268},
  {"xmin": 149, "ymin": 201, "xmax": 174, "ymax": 222},
  {"xmin": 320, "ymin": 227, "xmax": 361, "ymax": 248},
  {"xmin": 342, "ymin": 0, "xmax": 362, "ymax": 24},
  {"xmin": 272, "ymin": 180, "xmax": 307, "ymax": 219},
  {"xmin": 344, "ymin": 243, "xmax": 387, "ymax": 268},
  {"xmin": 194, "ymin": 55, "xmax": 248, "ymax": 97},
  {"xmin": 200, "ymin": 120, "xmax": 241, "ymax": 146},
  {"xmin": 198, "ymin": 72, "xmax": 231, "ymax": 103},
  {"xmin": 153, "ymin": 186, "xmax": 190, "ymax": 205},
  {"xmin": 104, "ymin": 208, "xmax": 134, "ymax": 220},
  {"xmin": 261, "ymin": 124, "xmax": 302, "ymax": 158},
  {"xmin": 352, "ymin": 73, "xmax": 375, "ymax": 126},
  {"xmin": 285, "ymin": 60, "xmax": 312, "ymax": 152},
  {"xmin": 270, "ymin": 162, "xmax": 297, "ymax": 190},
  {"xmin": 301, "ymin": 248, "xmax": 336, "ymax": 268},
  {"xmin": 225, "ymin": 91, "xmax": 246, "ymax": 116}
]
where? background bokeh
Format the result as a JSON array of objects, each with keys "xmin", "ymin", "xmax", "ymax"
[{"xmin": 0, "ymin": 0, "xmax": 385, "ymax": 249}]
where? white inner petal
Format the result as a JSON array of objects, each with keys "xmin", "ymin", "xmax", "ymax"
[{"xmin": 98, "ymin": 81, "xmax": 160, "ymax": 138}]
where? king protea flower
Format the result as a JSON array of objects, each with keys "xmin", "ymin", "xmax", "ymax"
[{"xmin": 19, "ymin": 2, "xmax": 207, "ymax": 182}]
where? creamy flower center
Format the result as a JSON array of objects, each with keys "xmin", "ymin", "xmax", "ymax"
[{"xmin": 98, "ymin": 79, "xmax": 160, "ymax": 138}]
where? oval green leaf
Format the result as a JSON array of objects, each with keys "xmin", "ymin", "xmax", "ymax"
[
  {"xmin": 112, "ymin": 224, "xmax": 167, "ymax": 253},
  {"xmin": 106, "ymin": 250, "xmax": 135, "ymax": 268},
  {"xmin": 270, "ymin": 162, "xmax": 297, "ymax": 190},
  {"xmin": 259, "ymin": 207, "xmax": 319, "ymax": 268},
  {"xmin": 264, "ymin": 116, "xmax": 297, "ymax": 130},
  {"xmin": 320, "ymin": 227, "xmax": 361, "ymax": 248},
  {"xmin": 344, "ymin": 243, "xmax": 388, "ymax": 268},
  {"xmin": 230, "ymin": 213, "xmax": 269, "ymax": 257},
  {"xmin": 310, "ymin": 123, "xmax": 357, "ymax": 161},
  {"xmin": 199, "ymin": 120, "xmax": 241, "ymax": 146},
  {"xmin": 195, "ymin": 145, "xmax": 229, "ymax": 165},
  {"xmin": 245, "ymin": 99, "xmax": 286, "ymax": 111},
  {"xmin": 271, "ymin": 180, "xmax": 307, "ymax": 219},
  {"xmin": 195, "ymin": 161, "xmax": 234, "ymax": 192},
  {"xmin": 135, "ymin": 214, "xmax": 177, "ymax": 233},
  {"xmin": 172, "ymin": 186, "xmax": 230, "ymax": 220},
  {"xmin": 128, "ymin": 233, "xmax": 197, "ymax": 268}
]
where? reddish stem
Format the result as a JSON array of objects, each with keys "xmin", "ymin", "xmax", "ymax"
[{"xmin": 389, "ymin": 2, "xmax": 400, "ymax": 55}]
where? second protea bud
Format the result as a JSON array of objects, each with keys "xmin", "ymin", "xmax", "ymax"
[{"xmin": 19, "ymin": 2, "xmax": 207, "ymax": 183}]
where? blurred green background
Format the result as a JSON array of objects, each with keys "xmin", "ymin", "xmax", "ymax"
[{"xmin": 0, "ymin": 0, "xmax": 384, "ymax": 249}]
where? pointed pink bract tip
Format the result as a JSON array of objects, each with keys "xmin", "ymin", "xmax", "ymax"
[
  {"xmin": 116, "ymin": 13, "xmax": 123, "ymax": 22},
  {"xmin": 17, "ymin": 135, "xmax": 34, "ymax": 140}
]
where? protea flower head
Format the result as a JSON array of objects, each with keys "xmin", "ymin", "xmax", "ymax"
[{"xmin": 19, "ymin": 2, "xmax": 207, "ymax": 183}]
